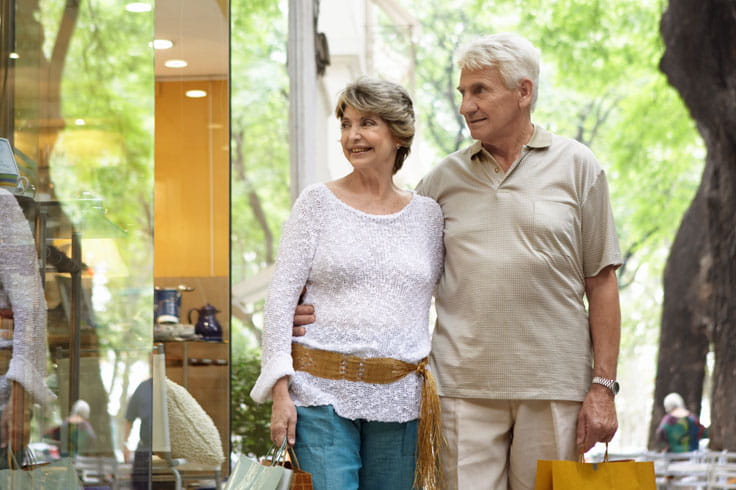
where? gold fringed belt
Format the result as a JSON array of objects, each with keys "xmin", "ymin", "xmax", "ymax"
[{"xmin": 292, "ymin": 342, "xmax": 443, "ymax": 490}]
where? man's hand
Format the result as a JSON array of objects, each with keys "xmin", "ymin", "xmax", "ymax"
[
  {"xmin": 292, "ymin": 304, "xmax": 314, "ymax": 337},
  {"xmin": 270, "ymin": 378, "xmax": 297, "ymax": 446},
  {"xmin": 575, "ymin": 384, "xmax": 618, "ymax": 453}
]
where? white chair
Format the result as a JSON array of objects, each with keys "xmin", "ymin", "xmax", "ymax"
[
  {"xmin": 151, "ymin": 345, "xmax": 223, "ymax": 489},
  {"xmin": 706, "ymin": 451, "xmax": 736, "ymax": 490}
]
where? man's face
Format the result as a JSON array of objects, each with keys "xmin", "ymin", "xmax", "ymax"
[{"xmin": 457, "ymin": 67, "xmax": 526, "ymax": 145}]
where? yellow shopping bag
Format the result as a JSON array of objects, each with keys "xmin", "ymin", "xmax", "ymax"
[{"xmin": 535, "ymin": 447, "xmax": 656, "ymax": 490}]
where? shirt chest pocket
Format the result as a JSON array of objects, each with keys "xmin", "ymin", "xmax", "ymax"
[{"xmin": 532, "ymin": 200, "xmax": 577, "ymax": 256}]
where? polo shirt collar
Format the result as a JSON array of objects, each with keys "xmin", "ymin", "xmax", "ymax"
[
  {"xmin": 469, "ymin": 123, "xmax": 552, "ymax": 161},
  {"xmin": 526, "ymin": 124, "xmax": 552, "ymax": 149}
]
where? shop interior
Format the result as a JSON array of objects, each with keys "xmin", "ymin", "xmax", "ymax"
[{"xmin": 1, "ymin": 0, "xmax": 233, "ymax": 487}]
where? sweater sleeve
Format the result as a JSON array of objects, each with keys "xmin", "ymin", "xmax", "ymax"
[
  {"xmin": 0, "ymin": 190, "xmax": 56, "ymax": 405},
  {"xmin": 250, "ymin": 186, "xmax": 322, "ymax": 403}
]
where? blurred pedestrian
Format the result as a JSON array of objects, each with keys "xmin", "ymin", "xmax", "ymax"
[{"xmin": 656, "ymin": 392, "xmax": 707, "ymax": 452}]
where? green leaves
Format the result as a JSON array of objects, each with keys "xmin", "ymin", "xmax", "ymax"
[
  {"xmin": 399, "ymin": 0, "xmax": 702, "ymax": 286},
  {"xmin": 230, "ymin": 348, "xmax": 273, "ymax": 458},
  {"xmin": 230, "ymin": 1, "xmax": 290, "ymax": 283}
]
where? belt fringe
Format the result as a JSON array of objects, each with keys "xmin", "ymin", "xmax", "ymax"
[{"xmin": 292, "ymin": 342, "xmax": 443, "ymax": 489}]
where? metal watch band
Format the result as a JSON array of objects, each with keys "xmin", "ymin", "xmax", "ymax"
[{"xmin": 592, "ymin": 376, "xmax": 619, "ymax": 396}]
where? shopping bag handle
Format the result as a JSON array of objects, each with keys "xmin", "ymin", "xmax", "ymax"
[
  {"xmin": 579, "ymin": 443, "xmax": 609, "ymax": 464},
  {"xmin": 275, "ymin": 436, "xmax": 288, "ymax": 463},
  {"xmin": 287, "ymin": 446, "xmax": 303, "ymax": 471},
  {"xmin": 264, "ymin": 436, "xmax": 289, "ymax": 467}
]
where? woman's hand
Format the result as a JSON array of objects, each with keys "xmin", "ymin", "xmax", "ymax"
[{"xmin": 270, "ymin": 377, "xmax": 297, "ymax": 446}]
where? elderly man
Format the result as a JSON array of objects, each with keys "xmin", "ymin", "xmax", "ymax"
[
  {"xmin": 417, "ymin": 32, "xmax": 621, "ymax": 489},
  {"xmin": 295, "ymin": 33, "xmax": 622, "ymax": 489}
]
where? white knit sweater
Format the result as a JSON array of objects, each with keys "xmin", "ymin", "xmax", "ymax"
[
  {"xmin": 0, "ymin": 189, "xmax": 55, "ymax": 406},
  {"xmin": 251, "ymin": 183, "xmax": 444, "ymax": 422}
]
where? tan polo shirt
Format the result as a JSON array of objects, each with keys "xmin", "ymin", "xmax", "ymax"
[{"xmin": 416, "ymin": 125, "xmax": 622, "ymax": 401}]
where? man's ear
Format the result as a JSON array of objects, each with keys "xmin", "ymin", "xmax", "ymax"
[{"xmin": 518, "ymin": 78, "xmax": 534, "ymax": 107}]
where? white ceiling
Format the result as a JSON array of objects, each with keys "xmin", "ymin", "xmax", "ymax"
[{"xmin": 153, "ymin": 0, "xmax": 229, "ymax": 79}]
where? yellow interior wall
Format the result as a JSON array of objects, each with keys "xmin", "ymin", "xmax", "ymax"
[{"xmin": 154, "ymin": 79, "xmax": 229, "ymax": 277}]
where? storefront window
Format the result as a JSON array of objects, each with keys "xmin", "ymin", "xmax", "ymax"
[
  {"xmin": 2, "ymin": 0, "xmax": 230, "ymax": 485},
  {"xmin": 152, "ymin": 0, "xmax": 232, "ymax": 483},
  {"xmin": 3, "ymin": 0, "xmax": 155, "ymax": 468}
]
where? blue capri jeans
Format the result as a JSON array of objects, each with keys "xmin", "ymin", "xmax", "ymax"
[{"xmin": 293, "ymin": 405, "xmax": 418, "ymax": 490}]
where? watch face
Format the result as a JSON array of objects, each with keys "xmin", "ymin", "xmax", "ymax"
[{"xmin": 612, "ymin": 381, "xmax": 620, "ymax": 395}]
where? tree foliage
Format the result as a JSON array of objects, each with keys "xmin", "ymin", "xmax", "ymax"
[
  {"xmin": 231, "ymin": 347, "xmax": 273, "ymax": 458},
  {"xmin": 229, "ymin": 0, "xmax": 292, "ymax": 456},
  {"xmin": 401, "ymin": 0, "xmax": 703, "ymax": 281},
  {"xmin": 230, "ymin": 0, "xmax": 291, "ymax": 285}
]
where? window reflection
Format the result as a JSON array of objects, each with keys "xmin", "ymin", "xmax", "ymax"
[
  {"xmin": 3, "ymin": 0, "xmax": 156, "ymax": 478},
  {"xmin": 3, "ymin": 0, "xmax": 232, "ymax": 484}
]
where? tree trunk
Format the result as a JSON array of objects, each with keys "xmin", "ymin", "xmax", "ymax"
[
  {"xmin": 704, "ymin": 134, "xmax": 736, "ymax": 451},
  {"xmin": 659, "ymin": 0, "xmax": 736, "ymax": 450},
  {"xmin": 648, "ymin": 177, "xmax": 711, "ymax": 448}
]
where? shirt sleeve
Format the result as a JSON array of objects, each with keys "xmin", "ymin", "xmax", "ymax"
[
  {"xmin": 415, "ymin": 174, "xmax": 432, "ymax": 199},
  {"xmin": 0, "ymin": 190, "xmax": 56, "ymax": 405},
  {"xmin": 250, "ymin": 186, "xmax": 322, "ymax": 403},
  {"xmin": 427, "ymin": 199, "xmax": 445, "ymax": 286},
  {"xmin": 581, "ymin": 170, "xmax": 622, "ymax": 277},
  {"xmin": 125, "ymin": 381, "xmax": 143, "ymax": 422}
]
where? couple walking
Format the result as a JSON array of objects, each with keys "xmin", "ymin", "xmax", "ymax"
[{"xmin": 251, "ymin": 32, "xmax": 622, "ymax": 490}]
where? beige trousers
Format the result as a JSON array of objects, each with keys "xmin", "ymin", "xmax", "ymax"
[{"xmin": 440, "ymin": 397, "xmax": 580, "ymax": 490}]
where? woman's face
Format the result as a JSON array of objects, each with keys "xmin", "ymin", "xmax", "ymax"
[{"xmin": 340, "ymin": 105, "xmax": 397, "ymax": 174}]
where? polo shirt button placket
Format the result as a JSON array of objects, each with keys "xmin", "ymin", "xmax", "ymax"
[{"xmin": 493, "ymin": 166, "xmax": 502, "ymax": 186}]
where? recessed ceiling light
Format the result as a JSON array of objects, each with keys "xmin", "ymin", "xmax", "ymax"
[
  {"xmin": 125, "ymin": 2, "xmax": 151, "ymax": 13},
  {"xmin": 164, "ymin": 59, "xmax": 188, "ymax": 68},
  {"xmin": 9, "ymin": 52, "xmax": 19, "ymax": 59},
  {"xmin": 151, "ymin": 39, "xmax": 174, "ymax": 50},
  {"xmin": 186, "ymin": 90, "xmax": 208, "ymax": 98}
]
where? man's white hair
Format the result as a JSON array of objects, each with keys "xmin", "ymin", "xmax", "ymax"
[{"xmin": 456, "ymin": 33, "xmax": 541, "ymax": 110}]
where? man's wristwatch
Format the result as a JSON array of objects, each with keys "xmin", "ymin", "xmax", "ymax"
[{"xmin": 592, "ymin": 376, "xmax": 620, "ymax": 396}]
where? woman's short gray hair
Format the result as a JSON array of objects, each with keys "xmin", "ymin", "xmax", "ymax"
[
  {"xmin": 72, "ymin": 399, "xmax": 91, "ymax": 419},
  {"xmin": 335, "ymin": 77, "xmax": 415, "ymax": 174},
  {"xmin": 664, "ymin": 392, "xmax": 686, "ymax": 413},
  {"xmin": 456, "ymin": 33, "xmax": 541, "ymax": 110}
]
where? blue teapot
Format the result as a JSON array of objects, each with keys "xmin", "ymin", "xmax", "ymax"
[{"xmin": 188, "ymin": 303, "xmax": 223, "ymax": 341}]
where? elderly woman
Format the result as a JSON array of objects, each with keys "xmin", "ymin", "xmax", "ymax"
[
  {"xmin": 656, "ymin": 392, "xmax": 707, "ymax": 453},
  {"xmin": 251, "ymin": 78, "xmax": 443, "ymax": 490}
]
